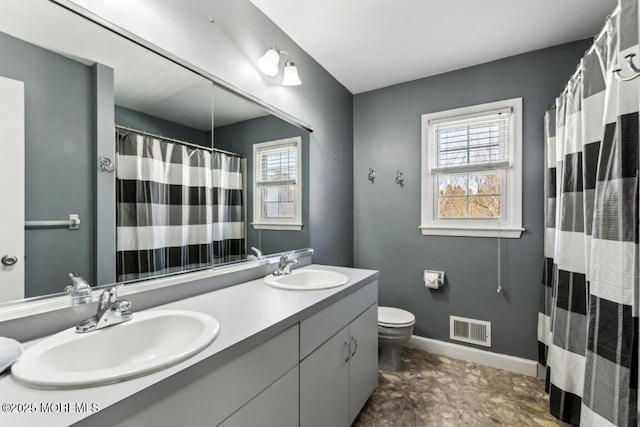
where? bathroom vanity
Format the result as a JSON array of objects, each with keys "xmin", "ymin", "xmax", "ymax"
[{"xmin": 0, "ymin": 265, "xmax": 378, "ymax": 427}]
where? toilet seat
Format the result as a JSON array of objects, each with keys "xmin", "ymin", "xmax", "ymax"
[{"xmin": 378, "ymin": 306, "xmax": 415, "ymax": 328}]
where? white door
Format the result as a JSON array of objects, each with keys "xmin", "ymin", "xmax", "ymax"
[{"xmin": 0, "ymin": 76, "xmax": 25, "ymax": 302}]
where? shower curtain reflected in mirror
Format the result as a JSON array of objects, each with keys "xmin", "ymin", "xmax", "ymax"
[
  {"xmin": 211, "ymin": 152, "xmax": 245, "ymax": 264},
  {"xmin": 538, "ymin": 2, "xmax": 639, "ymax": 426},
  {"xmin": 115, "ymin": 129, "xmax": 245, "ymax": 282}
]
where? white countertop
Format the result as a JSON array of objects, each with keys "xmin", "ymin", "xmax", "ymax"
[{"xmin": 0, "ymin": 264, "xmax": 378, "ymax": 426}]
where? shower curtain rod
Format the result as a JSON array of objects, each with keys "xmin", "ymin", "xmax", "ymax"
[
  {"xmin": 115, "ymin": 124, "xmax": 243, "ymax": 158},
  {"xmin": 560, "ymin": 4, "xmax": 621, "ymax": 97},
  {"xmin": 585, "ymin": 4, "xmax": 620, "ymax": 56}
]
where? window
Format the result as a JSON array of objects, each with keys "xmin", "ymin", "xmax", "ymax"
[
  {"xmin": 252, "ymin": 137, "xmax": 302, "ymax": 230},
  {"xmin": 420, "ymin": 98, "xmax": 523, "ymax": 238}
]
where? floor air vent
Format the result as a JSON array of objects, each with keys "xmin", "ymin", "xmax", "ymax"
[{"xmin": 450, "ymin": 316, "xmax": 491, "ymax": 347}]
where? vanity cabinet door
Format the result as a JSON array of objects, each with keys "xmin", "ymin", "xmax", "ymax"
[
  {"xmin": 218, "ymin": 366, "xmax": 299, "ymax": 427},
  {"xmin": 300, "ymin": 281, "xmax": 378, "ymax": 360},
  {"xmin": 348, "ymin": 304, "xmax": 378, "ymax": 424},
  {"xmin": 300, "ymin": 326, "xmax": 350, "ymax": 427}
]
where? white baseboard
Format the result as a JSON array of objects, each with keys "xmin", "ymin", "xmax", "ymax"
[
  {"xmin": 537, "ymin": 363, "xmax": 546, "ymax": 378},
  {"xmin": 407, "ymin": 335, "xmax": 538, "ymax": 377}
]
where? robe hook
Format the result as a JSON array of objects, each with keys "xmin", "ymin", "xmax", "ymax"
[
  {"xmin": 368, "ymin": 168, "xmax": 376, "ymax": 183},
  {"xmin": 613, "ymin": 54, "xmax": 640, "ymax": 82}
]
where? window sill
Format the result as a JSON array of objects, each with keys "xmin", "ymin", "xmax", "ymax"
[
  {"xmin": 252, "ymin": 223, "xmax": 303, "ymax": 231},
  {"xmin": 419, "ymin": 225, "xmax": 523, "ymax": 238}
]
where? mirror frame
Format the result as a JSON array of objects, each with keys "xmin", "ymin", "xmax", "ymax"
[{"xmin": 0, "ymin": 0, "xmax": 314, "ymax": 319}]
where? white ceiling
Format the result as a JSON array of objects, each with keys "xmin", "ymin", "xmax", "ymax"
[{"xmin": 250, "ymin": 0, "xmax": 617, "ymax": 94}]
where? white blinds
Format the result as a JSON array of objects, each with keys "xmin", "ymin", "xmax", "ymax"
[
  {"xmin": 430, "ymin": 107, "xmax": 512, "ymax": 174},
  {"xmin": 256, "ymin": 142, "xmax": 297, "ymax": 185}
]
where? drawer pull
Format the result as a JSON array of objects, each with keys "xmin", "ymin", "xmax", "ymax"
[
  {"xmin": 350, "ymin": 336, "xmax": 358, "ymax": 357},
  {"xmin": 344, "ymin": 341, "xmax": 350, "ymax": 362}
]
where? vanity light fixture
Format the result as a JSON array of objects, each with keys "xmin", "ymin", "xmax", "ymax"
[{"xmin": 257, "ymin": 47, "xmax": 302, "ymax": 86}]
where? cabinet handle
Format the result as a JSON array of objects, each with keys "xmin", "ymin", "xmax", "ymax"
[
  {"xmin": 350, "ymin": 336, "xmax": 358, "ymax": 357},
  {"xmin": 344, "ymin": 341, "xmax": 350, "ymax": 362}
]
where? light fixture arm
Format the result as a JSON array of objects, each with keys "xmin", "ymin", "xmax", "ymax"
[{"xmin": 279, "ymin": 50, "xmax": 291, "ymax": 62}]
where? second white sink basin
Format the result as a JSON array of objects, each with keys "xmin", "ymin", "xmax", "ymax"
[
  {"xmin": 12, "ymin": 310, "xmax": 220, "ymax": 389},
  {"xmin": 265, "ymin": 269, "xmax": 349, "ymax": 290}
]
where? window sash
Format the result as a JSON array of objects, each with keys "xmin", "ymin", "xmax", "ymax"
[
  {"xmin": 256, "ymin": 143, "xmax": 297, "ymax": 184},
  {"xmin": 436, "ymin": 170, "xmax": 504, "ymax": 220},
  {"xmin": 260, "ymin": 182, "xmax": 296, "ymax": 219},
  {"xmin": 430, "ymin": 108, "xmax": 512, "ymax": 174}
]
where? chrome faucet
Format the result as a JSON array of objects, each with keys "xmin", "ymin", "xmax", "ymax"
[
  {"xmin": 65, "ymin": 272, "xmax": 92, "ymax": 304},
  {"xmin": 273, "ymin": 254, "xmax": 299, "ymax": 276},
  {"xmin": 75, "ymin": 286, "xmax": 132, "ymax": 333}
]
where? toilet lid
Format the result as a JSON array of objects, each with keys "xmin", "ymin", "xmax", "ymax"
[{"xmin": 378, "ymin": 306, "xmax": 415, "ymax": 327}]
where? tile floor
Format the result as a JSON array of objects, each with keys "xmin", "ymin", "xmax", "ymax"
[{"xmin": 353, "ymin": 347, "xmax": 568, "ymax": 427}]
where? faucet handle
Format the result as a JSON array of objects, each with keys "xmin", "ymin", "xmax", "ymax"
[
  {"xmin": 99, "ymin": 286, "xmax": 121, "ymax": 309},
  {"xmin": 65, "ymin": 272, "xmax": 92, "ymax": 304},
  {"xmin": 66, "ymin": 272, "xmax": 90, "ymax": 291},
  {"xmin": 108, "ymin": 286, "xmax": 118, "ymax": 304},
  {"xmin": 113, "ymin": 300, "xmax": 132, "ymax": 313},
  {"xmin": 250, "ymin": 247, "xmax": 263, "ymax": 257},
  {"xmin": 98, "ymin": 289, "xmax": 111, "ymax": 311},
  {"xmin": 69, "ymin": 272, "xmax": 83, "ymax": 280}
]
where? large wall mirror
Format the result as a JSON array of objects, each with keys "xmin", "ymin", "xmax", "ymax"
[{"xmin": 0, "ymin": 0, "xmax": 310, "ymax": 306}]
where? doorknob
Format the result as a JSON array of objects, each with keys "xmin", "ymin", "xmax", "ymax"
[{"xmin": 2, "ymin": 255, "xmax": 18, "ymax": 266}]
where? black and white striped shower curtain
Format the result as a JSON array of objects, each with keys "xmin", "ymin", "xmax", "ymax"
[
  {"xmin": 538, "ymin": 1, "xmax": 639, "ymax": 426},
  {"xmin": 212, "ymin": 153, "xmax": 245, "ymax": 264},
  {"xmin": 115, "ymin": 129, "xmax": 245, "ymax": 281}
]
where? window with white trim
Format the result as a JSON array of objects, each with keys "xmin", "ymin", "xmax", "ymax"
[
  {"xmin": 420, "ymin": 98, "xmax": 523, "ymax": 238},
  {"xmin": 252, "ymin": 137, "xmax": 302, "ymax": 231}
]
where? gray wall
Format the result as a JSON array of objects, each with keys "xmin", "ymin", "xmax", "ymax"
[
  {"xmin": 214, "ymin": 115, "xmax": 310, "ymax": 255},
  {"xmin": 115, "ymin": 105, "xmax": 212, "ymax": 148},
  {"xmin": 92, "ymin": 64, "xmax": 116, "ymax": 287},
  {"xmin": 0, "ymin": 31, "xmax": 94, "ymax": 297},
  {"xmin": 353, "ymin": 39, "xmax": 592, "ymax": 360},
  {"xmin": 67, "ymin": 0, "xmax": 355, "ymax": 267}
]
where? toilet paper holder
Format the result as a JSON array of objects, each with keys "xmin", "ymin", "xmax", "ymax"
[{"xmin": 424, "ymin": 270, "xmax": 445, "ymax": 288}]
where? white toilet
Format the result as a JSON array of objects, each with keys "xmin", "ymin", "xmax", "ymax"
[{"xmin": 377, "ymin": 306, "xmax": 415, "ymax": 371}]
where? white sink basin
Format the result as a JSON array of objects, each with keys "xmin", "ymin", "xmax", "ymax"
[
  {"xmin": 265, "ymin": 269, "xmax": 349, "ymax": 290},
  {"xmin": 12, "ymin": 310, "xmax": 220, "ymax": 389}
]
